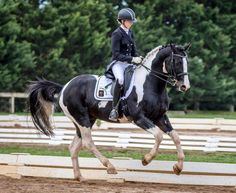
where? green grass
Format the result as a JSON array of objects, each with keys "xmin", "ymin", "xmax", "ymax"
[
  {"xmin": 1, "ymin": 111, "xmax": 235, "ymax": 119},
  {"xmin": 167, "ymin": 111, "xmax": 236, "ymax": 119},
  {"xmin": 0, "ymin": 145, "xmax": 235, "ymax": 164}
]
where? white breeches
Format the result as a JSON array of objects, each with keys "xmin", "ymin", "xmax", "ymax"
[{"xmin": 112, "ymin": 61, "xmax": 132, "ymax": 85}]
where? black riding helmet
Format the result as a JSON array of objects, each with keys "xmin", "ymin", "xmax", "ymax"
[{"xmin": 117, "ymin": 8, "xmax": 137, "ymax": 23}]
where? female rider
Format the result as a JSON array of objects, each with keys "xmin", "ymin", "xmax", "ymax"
[{"xmin": 106, "ymin": 8, "xmax": 143, "ymax": 121}]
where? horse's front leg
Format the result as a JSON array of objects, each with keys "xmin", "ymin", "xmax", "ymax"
[
  {"xmin": 156, "ymin": 114, "xmax": 185, "ymax": 175},
  {"xmin": 169, "ymin": 130, "xmax": 185, "ymax": 175},
  {"xmin": 133, "ymin": 115, "xmax": 163, "ymax": 166}
]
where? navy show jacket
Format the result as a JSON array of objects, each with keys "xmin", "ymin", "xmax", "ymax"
[{"xmin": 111, "ymin": 26, "xmax": 138, "ymax": 63}]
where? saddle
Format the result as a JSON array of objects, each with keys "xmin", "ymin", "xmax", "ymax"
[{"xmin": 94, "ymin": 65, "xmax": 135, "ymax": 101}]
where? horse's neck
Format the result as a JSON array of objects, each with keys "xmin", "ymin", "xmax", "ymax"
[
  {"xmin": 133, "ymin": 47, "xmax": 167, "ymax": 103},
  {"xmin": 134, "ymin": 46, "xmax": 161, "ymax": 82}
]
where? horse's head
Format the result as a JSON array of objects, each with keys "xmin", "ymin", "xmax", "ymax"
[{"xmin": 163, "ymin": 44, "xmax": 191, "ymax": 92}]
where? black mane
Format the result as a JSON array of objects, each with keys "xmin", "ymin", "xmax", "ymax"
[{"xmin": 160, "ymin": 44, "xmax": 185, "ymax": 51}]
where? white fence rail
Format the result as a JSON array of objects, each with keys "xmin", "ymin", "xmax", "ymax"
[
  {"xmin": 0, "ymin": 116, "xmax": 236, "ymax": 152},
  {"xmin": 0, "ymin": 154, "xmax": 235, "ymax": 186},
  {"xmin": 0, "ymin": 130, "xmax": 235, "ymax": 152}
]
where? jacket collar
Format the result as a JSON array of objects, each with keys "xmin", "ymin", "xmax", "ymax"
[
  {"xmin": 119, "ymin": 27, "xmax": 134, "ymax": 43},
  {"xmin": 120, "ymin": 25, "xmax": 129, "ymax": 34}
]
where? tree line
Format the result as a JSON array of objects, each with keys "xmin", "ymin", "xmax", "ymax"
[{"xmin": 0, "ymin": 0, "xmax": 235, "ymax": 111}]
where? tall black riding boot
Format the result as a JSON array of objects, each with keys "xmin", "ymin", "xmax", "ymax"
[{"xmin": 109, "ymin": 81, "xmax": 122, "ymax": 121}]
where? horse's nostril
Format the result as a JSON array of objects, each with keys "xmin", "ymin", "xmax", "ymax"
[{"xmin": 180, "ymin": 85, "xmax": 187, "ymax": 91}]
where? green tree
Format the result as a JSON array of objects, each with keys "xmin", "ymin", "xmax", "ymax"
[
  {"xmin": 131, "ymin": 0, "xmax": 234, "ymax": 110},
  {"xmin": 0, "ymin": 1, "xmax": 35, "ymax": 91},
  {"xmin": 196, "ymin": 0, "xmax": 236, "ymax": 110},
  {"xmin": 0, "ymin": 0, "xmax": 235, "ymax": 111}
]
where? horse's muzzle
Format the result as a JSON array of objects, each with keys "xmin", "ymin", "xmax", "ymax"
[
  {"xmin": 180, "ymin": 84, "xmax": 187, "ymax": 92},
  {"xmin": 176, "ymin": 81, "xmax": 190, "ymax": 92}
]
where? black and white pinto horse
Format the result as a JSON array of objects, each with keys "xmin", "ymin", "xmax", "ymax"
[{"xmin": 28, "ymin": 44, "xmax": 190, "ymax": 181}]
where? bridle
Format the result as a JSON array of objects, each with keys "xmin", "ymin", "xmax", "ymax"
[{"xmin": 140, "ymin": 52, "xmax": 188, "ymax": 87}]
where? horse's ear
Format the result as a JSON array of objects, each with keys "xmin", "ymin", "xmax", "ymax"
[{"xmin": 184, "ymin": 43, "xmax": 191, "ymax": 51}]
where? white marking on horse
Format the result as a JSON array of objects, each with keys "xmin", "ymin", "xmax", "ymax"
[
  {"xmin": 98, "ymin": 101, "xmax": 108, "ymax": 108},
  {"xmin": 59, "ymin": 76, "xmax": 78, "ymax": 122},
  {"xmin": 69, "ymin": 134, "xmax": 83, "ymax": 180},
  {"xmin": 182, "ymin": 57, "xmax": 190, "ymax": 90},
  {"xmin": 75, "ymin": 123, "xmax": 117, "ymax": 173},
  {"xmin": 133, "ymin": 46, "xmax": 161, "ymax": 104},
  {"xmin": 162, "ymin": 61, "xmax": 168, "ymax": 73},
  {"xmin": 143, "ymin": 126, "xmax": 163, "ymax": 163}
]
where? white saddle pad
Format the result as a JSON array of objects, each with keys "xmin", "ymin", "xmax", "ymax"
[{"xmin": 94, "ymin": 75, "xmax": 135, "ymax": 101}]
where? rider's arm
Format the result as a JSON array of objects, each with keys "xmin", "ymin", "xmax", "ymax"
[{"xmin": 111, "ymin": 31, "xmax": 133, "ymax": 63}]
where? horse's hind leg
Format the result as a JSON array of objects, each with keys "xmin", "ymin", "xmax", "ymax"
[
  {"xmin": 64, "ymin": 94, "xmax": 117, "ymax": 175},
  {"xmin": 156, "ymin": 114, "xmax": 185, "ymax": 175},
  {"xmin": 69, "ymin": 129, "xmax": 85, "ymax": 182},
  {"xmin": 80, "ymin": 126, "xmax": 117, "ymax": 174}
]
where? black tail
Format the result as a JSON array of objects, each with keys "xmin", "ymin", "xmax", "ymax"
[{"xmin": 27, "ymin": 78, "xmax": 63, "ymax": 136}]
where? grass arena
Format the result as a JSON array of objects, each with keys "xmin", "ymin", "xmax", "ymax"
[{"xmin": 0, "ymin": 114, "xmax": 236, "ymax": 193}]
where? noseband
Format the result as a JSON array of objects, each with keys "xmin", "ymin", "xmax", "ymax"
[{"xmin": 140, "ymin": 52, "xmax": 188, "ymax": 87}]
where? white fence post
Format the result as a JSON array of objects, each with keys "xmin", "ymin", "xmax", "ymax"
[
  {"xmin": 214, "ymin": 118, "xmax": 224, "ymax": 131},
  {"xmin": 116, "ymin": 133, "xmax": 131, "ymax": 148},
  {"xmin": 204, "ymin": 137, "xmax": 220, "ymax": 152},
  {"xmin": 10, "ymin": 96, "xmax": 15, "ymax": 114},
  {"xmin": 49, "ymin": 131, "xmax": 65, "ymax": 145}
]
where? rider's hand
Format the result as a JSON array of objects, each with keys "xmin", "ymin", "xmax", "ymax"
[{"xmin": 132, "ymin": 56, "xmax": 143, "ymax": 64}]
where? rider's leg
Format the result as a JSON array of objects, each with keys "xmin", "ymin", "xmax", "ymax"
[
  {"xmin": 112, "ymin": 62, "xmax": 126, "ymax": 85},
  {"xmin": 109, "ymin": 80, "xmax": 122, "ymax": 121},
  {"xmin": 109, "ymin": 62, "xmax": 129, "ymax": 121}
]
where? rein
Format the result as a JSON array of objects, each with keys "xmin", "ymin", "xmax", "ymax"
[
  {"xmin": 140, "ymin": 64, "xmax": 177, "ymax": 86},
  {"xmin": 140, "ymin": 52, "xmax": 188, "ymax": 87}
]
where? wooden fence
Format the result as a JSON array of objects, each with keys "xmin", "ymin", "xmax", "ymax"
[
  {"xmin": 0, "ymin": 154, "xmax": 235, "ymax": 186},
  {"xmin": 0, "ymin": 114, "xmax": 236, "ymax": 132},
  {"xmin": 0, "ymin": 93, "xmax": 27, "ymax": 113},
  {"xmin": 0, "ymin": 115, "xmax": 236, "ymax": 152}
]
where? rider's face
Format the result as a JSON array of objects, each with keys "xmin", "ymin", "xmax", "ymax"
[{"xmin": 124, "ymin": 20, "xmax": 133, "ymax": 29}]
